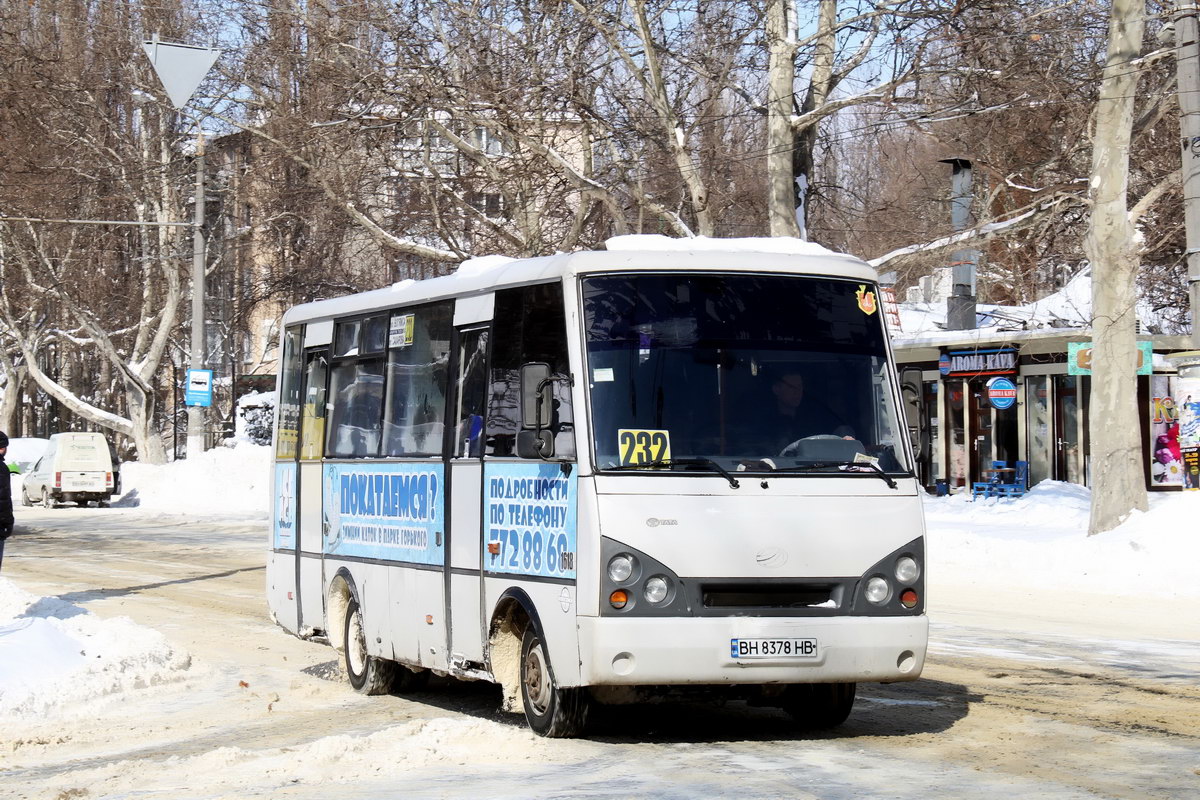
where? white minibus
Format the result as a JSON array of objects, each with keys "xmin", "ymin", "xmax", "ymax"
[{"xmin": 267, "ymin": 237, "xmax": 928, "ymax": 737}]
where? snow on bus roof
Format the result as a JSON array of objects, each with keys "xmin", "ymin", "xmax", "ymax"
[
  {"xmin": 284, "ymin": 239, "xmax": 865, "ymax": 324},
  {"xmin": 604, "ymin": 234, "xmax": 845, "ymax": 257},
  {"xmin": 454, "ymin": 254, "xmax": 517, "ymax": 276}
]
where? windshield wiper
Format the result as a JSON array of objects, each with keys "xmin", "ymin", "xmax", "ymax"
[
  {"xmin": 602, "ymin": 457, "xmax": 740, "ymax": 489},
  {"xmin": 773, "ymin": 460, "xmax": 899, "ymax": 489}
]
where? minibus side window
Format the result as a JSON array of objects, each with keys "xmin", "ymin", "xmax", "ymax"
[
  {"xmin": 382, "ymin": 303, "xmax": 452, "ymax": 456},
  {"xmin": 486, "ymin": 283, "xmax": 574, "ymax": 459},
  {"xmin": 327, "ymin": 359, "xmax": 385, "ymax": 458},
  {"xmin": 299, "ymin": 352, "xmax": 328, "ymax": 461},
  {"xmin": 275, "ymin": 327, "xmax": 303, "ymax": 459},
  {"xmin": 452, "ymin": 328, "xmax": 489, "ymax": 458},
  {"xmin": 326, "ymin": 318, "xmax": 386, "ymax": 458}
]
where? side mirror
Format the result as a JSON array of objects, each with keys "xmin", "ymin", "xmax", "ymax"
[
  {"xmin": 517, "ymin": 429, "xmax": 555, "ymax": 459},
  {"xmin": 520, "ymin": 362, "xmax": 552, "ymax": 430}
]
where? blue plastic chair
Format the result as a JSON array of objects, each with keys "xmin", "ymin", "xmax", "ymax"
[
  {"xmin": 972, "ymin": 461, "xmax": 1009, "ymax": 499},
  {"xmin": 992, "ymin": 460, "xmax": 1028, "ymax": 498}
]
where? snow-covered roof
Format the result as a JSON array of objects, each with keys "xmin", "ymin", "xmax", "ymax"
[
  {"xmin": 894, "ymin": 269, "xmax": 1093, "ymax": 342},
  {"xmin": 891, "ymin": 267, "xmax": 1193, "ymax": 356}
]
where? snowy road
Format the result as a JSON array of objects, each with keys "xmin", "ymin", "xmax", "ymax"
[{"xmin": 2, "ymin": 508, "xmax": 1198, "ymax": 799}]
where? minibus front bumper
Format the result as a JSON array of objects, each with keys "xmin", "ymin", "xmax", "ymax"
[{"xmin": 576, "ymin": 614, "xmax": 927, "ymax": 686}]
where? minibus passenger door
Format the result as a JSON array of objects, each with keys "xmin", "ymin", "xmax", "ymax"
[
  {"xmin": 296, "ymin": 348, "xmax": 330, "ymax": 633},
  {"xmin": 447, "ymin": 325, "xmax": 489, "ymax": 666},
  {"xmin": 269, "ymin": 326, "xmax": 304, "ymax": 634}
]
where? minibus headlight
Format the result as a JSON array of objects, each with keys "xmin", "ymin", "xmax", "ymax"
[
  {"xmin": 865, "ymin": 576, "xmax": 891, "ymax": 605},
  {"xmin": 895, "ymin": 556, "xmax": 920, "ymax": 584},
  {"xmin": 608, "ymin": 554, "xmax": 634, "ymax": 583},
  {"xmin": 644, "ymin": 576, "xmax": 670, "ymax": 604}
]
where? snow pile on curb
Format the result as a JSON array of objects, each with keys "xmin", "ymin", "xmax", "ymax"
[
  {"xmin": 115, "ymin": 442, "xmax": 272, "ymax": 518},
  {"xmin": 924, "ymin": 482, "xmax": 1200, "ymax": 600},
  {"xmin": 0, "ymin": 578, "xmax": 192, "ymax": 719},
  {"xmin": 59, "ymin": 717, "xmax": 563, "ymax": 796}
]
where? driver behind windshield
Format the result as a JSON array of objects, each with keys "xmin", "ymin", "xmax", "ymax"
[{"xmin": 751, "ymin": 370, "xmax": 856, "ymax": 455}]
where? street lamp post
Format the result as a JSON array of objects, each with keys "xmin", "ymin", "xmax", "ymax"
[{"xmin": 142, "ymin": 35, "xmax": 220, "ymax": 458}]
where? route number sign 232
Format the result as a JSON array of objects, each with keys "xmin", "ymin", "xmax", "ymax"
[{"xmin": 618, "ymin": 429, "xmax": 671, "ymax": 466}]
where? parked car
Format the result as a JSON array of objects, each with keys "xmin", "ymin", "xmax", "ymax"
[
  {"xmin": 22, "ymin": 432, "xmax": 117, "ymax": 508},
  {"xmin": 5, "ymin": 436, "xmax": 50, "ymax": 475}
]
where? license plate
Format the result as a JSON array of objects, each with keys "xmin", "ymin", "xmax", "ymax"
[
  {"xmin": 66, "ymin": 474, "xmax": 102, "ymax": 491},
  {"xmin": 730, "ymin": 638, "xmax": 819, "ymax": 659}
]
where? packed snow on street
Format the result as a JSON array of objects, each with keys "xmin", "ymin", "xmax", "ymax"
[{"xmin": 2, "ymin": 444, "xmax": 1198, "ymax": 799}]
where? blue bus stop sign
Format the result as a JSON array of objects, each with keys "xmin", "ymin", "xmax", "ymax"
[{"xmin": 185, "ymin": 369, "xmax": 214, "ymax": 407}]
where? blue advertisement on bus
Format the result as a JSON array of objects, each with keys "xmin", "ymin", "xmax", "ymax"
[
  {"xmin": 323, "ymin": 463, "xmax": 445, "ymax": 565},
  {"xmin": 273, "ymin": 462, "xmax": 297, "ymax": 550},
  {"xmin": 484, "ymin": 463, "xmax": 577, "ymax": 580}
]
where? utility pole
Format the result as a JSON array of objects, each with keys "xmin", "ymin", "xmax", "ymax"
[
  {"xmin": 1177, "ymin": 1, "xmax": 1200, "ymax": 347},
  {"xmin": 189, "ymin": 132, "xmax": 207, "ymax": 458}
]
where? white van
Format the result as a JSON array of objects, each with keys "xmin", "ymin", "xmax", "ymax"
[{"xmin": 21, "ymin": 432, "xmax": 117, "ymax": 508}]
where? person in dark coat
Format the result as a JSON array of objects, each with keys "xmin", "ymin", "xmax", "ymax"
[
  {"xmin": 0, "ymin": 431, "xmax": 12, "ymax": 572},
  {"xmin": 755, "ymin": 372, "xmax": 855, "ymax": 454}
]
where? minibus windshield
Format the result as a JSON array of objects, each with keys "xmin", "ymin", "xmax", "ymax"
[{"xmin": 582, "ymin": 273, "xmax": 912, "ymax": 475}]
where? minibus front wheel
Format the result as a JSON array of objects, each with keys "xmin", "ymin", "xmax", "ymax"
[
  {"xmin": 520, "ymin": 626, "xmax": 589, "ymax": 738},
  {"xmin": 782, "ymin": 682, "xmax": 857, "ymax": 729}
]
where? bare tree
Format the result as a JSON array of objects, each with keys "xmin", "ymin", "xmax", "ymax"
[
  {"xmin": 0, "ymin": 0, "xmax": 199, "ymax": 462},
  {"xmin": 765, "ymin": 0, "xmax": 946, "ymax": 239},
  {"xmin": 1085, "ymin": 0, "xmax": 1150, "ymax": 534}
]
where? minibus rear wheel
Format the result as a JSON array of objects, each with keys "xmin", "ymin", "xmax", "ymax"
[
  {"xmin": 783, "ymin": 682, "xmax": 856, "ymax": 729},
  {"xmin": 343, "ymin": 598, "xmax": 395, "ymax": 695},
  {"xmin": 519, "ymin": 626, "xmax": 589, "ymax": 738}
]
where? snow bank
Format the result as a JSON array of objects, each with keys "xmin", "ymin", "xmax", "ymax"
[
  {"xmin": 61, "ymin": 717, "xmax": 560, "ymax": 795},
  {"xmin": 0, "ymin": 578, "xmax": 192, "ymax": 719},
  {"xmin": 114, "ymin": 442, "xmax": 272, "ymax": 518},
  {"xmin": 924, "ymin": 482, "xmax": 1200, "ymax": 601}
]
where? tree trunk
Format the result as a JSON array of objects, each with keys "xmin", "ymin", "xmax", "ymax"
[
  {"xmin": 767, "ymin": 0, "xmax": 802, "ymax": 237},
  {"xmin": 1084, "ymin": 0, "xmax": 1148, "ymax": 535},
  {"xmin": 127, "ymin": 383, "xmax": 166, "ymax": 465},
  {"xmin": 0, "ymin": 362, "xmax": 24, "ymax": 435},
  {"xmin": 792, "ymin": 0, "xmax": 837, "ymax": 240}
]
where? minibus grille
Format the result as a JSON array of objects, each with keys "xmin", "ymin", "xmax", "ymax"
[{"xmin": 700, "ymin": 582, "xmax": 840, "ymax": 610}]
